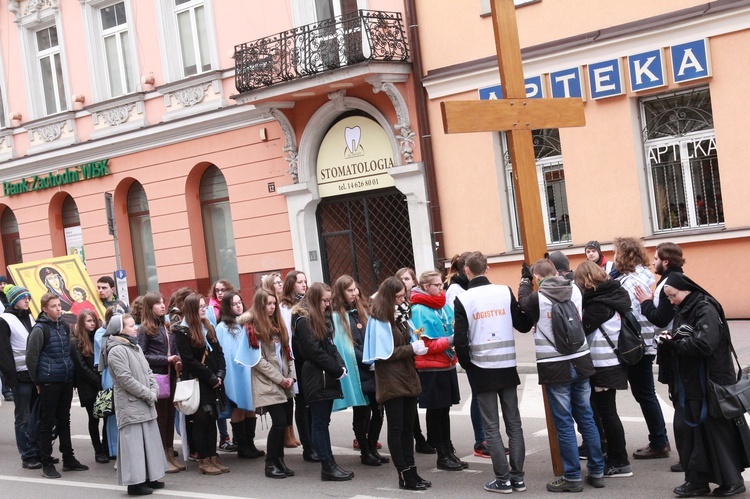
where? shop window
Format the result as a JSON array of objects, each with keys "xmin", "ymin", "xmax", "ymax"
[
  {"xmin": 199, "ymin": 165, "xmax": 239, "ymax": 287},
  {"xmin": 640, "ymin": 87, "xmax": 724, "ymax": 232},
  {"xmin": 61, "ymin": 196, "xmax": 85, "ymax": 261},
  {"xmin": 127, "ymin": 182, "xmax": 158, "ymax": 295},
  {"xmin": 36, "ymin": 26, "xmax": 67, "ymax": 115},
  {"xmin": 1, "ymin": 208, "xmax": 22, "ymax": 266},
  {"xmin": 504, "ymin": 128, "xmax": 571, "ymax": 247}
]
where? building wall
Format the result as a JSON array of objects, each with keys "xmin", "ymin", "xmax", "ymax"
[{"xmin": 418, "ymin": 0, "xmax": 750, "ymax": 317}]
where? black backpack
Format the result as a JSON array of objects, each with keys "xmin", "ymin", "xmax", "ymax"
[
  {"xmin": 540, "ymin": 292, "xmax": 586, "ymax": 355},
  {"xmin": 597, "ymin": 311, "xmax": 645, "ymax": 366}
]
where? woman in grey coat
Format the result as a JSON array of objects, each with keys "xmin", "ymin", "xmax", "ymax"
[{"xmin": 105, "ymin": 314, "xmax": 167, "ymax": 496}]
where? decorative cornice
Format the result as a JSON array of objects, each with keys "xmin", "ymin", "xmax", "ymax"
[
  {"xmin": 96, "ymin": 103, "xmax": 135, "ymax": 126},
  {"xmin": 169, "ymin": 83, "xmax": 209, "ymax": 108},
  {"xmin": 9, "ymin": 0, "xmax": 59, "ymax": 22}
]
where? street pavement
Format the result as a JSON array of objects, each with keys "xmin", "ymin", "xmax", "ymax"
[{"xmin": 1, "ymin": 320, "xmax": 749, "ymax": 499}]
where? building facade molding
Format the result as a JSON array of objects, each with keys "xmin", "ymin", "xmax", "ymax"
[
  {"xmin": 279, "ymin": 94, "xmax": 433, "ymax": 283},
  {"xmin": 366, "ymin": 75, "xmax": 416, "ymax": 164},
  {"xmin": 257, "ymin": 104, "xmax": 299, "ymax": 183}
]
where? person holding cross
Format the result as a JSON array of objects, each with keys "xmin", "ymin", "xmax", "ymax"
[{"xmin": 518, "ymin": 259, "xmax": 605, "ymax": 492}]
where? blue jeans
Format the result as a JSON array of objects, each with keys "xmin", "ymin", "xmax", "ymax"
[
  {"xmin": 309, "ymin": 399, "xmax": 334, "ymax": 462},
  {"xmin": 11, "ymin": 380, "xmax": 39, "ymax": 461},
  {"xmin": 627, "ymin": 354, "xmax": 668, "ymax": 449},
  {"xmin": 545, "ymin": 367, "xmax": 604, "ymax": 480}
]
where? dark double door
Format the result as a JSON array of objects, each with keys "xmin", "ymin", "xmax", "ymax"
[{"xmin": 317, "ymin": 189, "xmax": 415, "ymax": 296}]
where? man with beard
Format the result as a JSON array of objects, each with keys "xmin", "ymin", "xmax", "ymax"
[{"xmin": 634, "ymin": 242, "xmax": 684, "ymax": 472}]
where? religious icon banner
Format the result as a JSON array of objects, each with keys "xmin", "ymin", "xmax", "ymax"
[{"xmin": 7, "ymin": 255, "xmax": 105, "ymax": 323}]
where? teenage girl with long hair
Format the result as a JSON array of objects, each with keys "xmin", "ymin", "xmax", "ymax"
[
  {"xmin": 245, "ymin": 290, "xmax": 296, "ymax": 479},
  {"xmin": 294, "ymin": 282, "xmax": 353, "ymax": 481},
  {"xmin": 214, "ymin": 291, "xmax": 264, "ymax": 459},
  {"xmin": 137, "ymin": 291, "xmax": 184, "ymax": 473},
  {"xmin": 331, "ymin": 275, "xmax": 388, "ymax": 466},
  {"xmin": 363, "ymin": 277, "xmax": 429, "ymax": 490},
  {"xmin": 173, "ymin": 294, "xmax": 228, "ymax": 476},
  {"xmin": 71, "ymin": 310, "xmax": 107, "ymax": 463}
]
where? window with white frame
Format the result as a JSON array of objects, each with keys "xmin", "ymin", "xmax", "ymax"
[
  {"xmin": 503, "ymin": 128, "xmax": 571, "ymax": 247},
  {"xmin": 641, "ymin": 87, "xmax": 724, "ymax": 232},
  {"xmin": 36, "ymin": 26, "xmax": 67, "ymax": 115},
  {"xmin": 481, "ymin": 0, "xmax": 539, "ymax": 14},
  {"xmin": 174, "ymin": 0, "xmax": 211, "ymax": 77},
  {"xmin": 100, "ymin": 2, "xmax": 134, "ymax": 97}
]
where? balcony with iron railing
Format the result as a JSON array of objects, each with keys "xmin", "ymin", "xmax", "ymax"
[{"xmin": 234, "ymin": 10, "xmax": 410, "ymax": 93}]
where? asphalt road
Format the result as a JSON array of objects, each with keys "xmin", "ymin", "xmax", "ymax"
[{"xmin": 2, "ymin": 321, "xmax": 749, "ymax": 498}]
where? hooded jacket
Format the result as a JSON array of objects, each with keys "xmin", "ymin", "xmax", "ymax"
[
  {"xmin": 518, "ymin": 276, "xmax": 595, "ymax": 385},
  {"xmin": 106, "ymin": 334, "xmax": 158, "ymax": 428}
]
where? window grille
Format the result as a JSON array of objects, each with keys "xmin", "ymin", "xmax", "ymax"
[
  {"xmin": 641, "ymin": 87, "xmax": 724, "ymax": 232},
  {"xmin": 504, "ymin": 128, "xmax": 571, "ymax": 247}
]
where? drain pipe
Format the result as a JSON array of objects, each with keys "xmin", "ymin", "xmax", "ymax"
[{"xmin": 404, "ymin": 0, "xmax": 446, "ymax": 266}]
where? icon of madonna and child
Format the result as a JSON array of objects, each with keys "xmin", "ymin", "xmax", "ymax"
[{"xmin": 38, "ymin": 265, "xmax": 100, "ymax": 325}]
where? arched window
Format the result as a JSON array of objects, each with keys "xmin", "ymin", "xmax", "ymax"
[
  {"xmin": 1, "ymin": 208, "xmax": 22, "ymax": 265},
  {"xmin": 199, "ymin": 165, "xmax": 239, "ymax": 287},
  {"xmin": 62, "ymin": 196, "xmax": 85, "ymax": 262},
  {"xmin": 128, "ymin": 182, "xmax": 158, "ymax": 295}
]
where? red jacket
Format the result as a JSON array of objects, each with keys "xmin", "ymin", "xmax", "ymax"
[{"xmin": 414, "ymin": 336, "xmax": 457, "ymax": 371}]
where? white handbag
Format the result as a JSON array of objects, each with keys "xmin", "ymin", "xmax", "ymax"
[{"xmin": 173, "ymin": 378, "xmax": 200, "ymax": 415}]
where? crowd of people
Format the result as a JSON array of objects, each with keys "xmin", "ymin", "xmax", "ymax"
[{"xmin": 0, "ymin": 240, "xmax": 747, "ymax": 497}]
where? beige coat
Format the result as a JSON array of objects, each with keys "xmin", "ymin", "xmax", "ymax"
[{"xmin": 251, "ymin": 337, "xmax": 295, "ymax": 409}]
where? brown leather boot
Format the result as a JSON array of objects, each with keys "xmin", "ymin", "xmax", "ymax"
[
  {"xmin": 209, "ymin": 455, "xmax": 230, "ymax": 473},
  {"xmin": 198, "ymin": 458, "xmax": 222, "ymax": 475},
  {"xmin": 168, "ymin": 447, "xmax": 187, "ymax": 471},
  {"xmin": 284, "ymin": 426, "xmax": 299, "ymax": 448},
  {"xmin": 164, "ymin": 448, "xmax": 180, "ymax": 474},
  {"xmin": 290, "ymin": 425, "xmax": 301, "ymax": 446}
]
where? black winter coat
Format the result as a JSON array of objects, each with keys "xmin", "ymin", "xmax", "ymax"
[
  {"xmin": 668, "ymin": 291, "xmax": 736, "ymax": 401},
  {"xmin": 294, "ymin": 314, "xmax": 345, "ymax": 404},
  {"xmin": 137, "ymin": 321, "xmax": 175, "ymax": 376},
  {"xmin": 70, "ymin": 331, "xmax": 101, "ymax": 406},
  {"xmin": 173, "ymin": 324, "xmax": 226, "ymax": 412}
]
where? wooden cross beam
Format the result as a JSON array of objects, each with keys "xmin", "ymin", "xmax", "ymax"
[{"xmin": 440, "ymin": 0, "xmax": 586, "ymax": 476}]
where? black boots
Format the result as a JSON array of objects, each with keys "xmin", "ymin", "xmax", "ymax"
[
  {"xmin": 399, "ymin": 467, "xmax": 427, "ymax": 491},
  {"xmin": 321, "ymin": 459, "xmax": 354, "ymax": 481},
  {"xmin": 276, "ymin": 457, "xmax": 294, "ymax": 476},
  {"xmin": 302, "ymin": 446, "xmax": 320, "ymax": 462},
  {"xmin": 236, "ymin": 418, "xmax": 264, "ymax": 459},
  {"xmin": 368, "ymin": 439, "xmax": 390, "ymax": 464},
  {"xmin": 437, "ymin": 442, "xmax": 465, "ymax": 471},
  {"xmin": 264, "ymin": 460, "xmax": 287, "ymax": 479},
  {"xmin": 358, "ymin": 439, "xmax": 381, "ymax": 466}
]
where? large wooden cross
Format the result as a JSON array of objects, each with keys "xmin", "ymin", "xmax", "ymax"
[{"xmin": 440, "ymin": 0, "xmax": 586, "ymax": 475}]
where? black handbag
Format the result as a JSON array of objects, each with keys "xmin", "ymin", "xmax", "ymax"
[{"xmin": 707, "ymin": 340, "xmax": 750, "ymax": 419}]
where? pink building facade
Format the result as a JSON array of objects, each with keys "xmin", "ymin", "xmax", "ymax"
[{"xmin": 0, "ymin": 0, "xmax": 434, "ymax": 300}]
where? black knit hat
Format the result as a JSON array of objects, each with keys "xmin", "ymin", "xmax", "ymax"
[
  {"xmin": 584, "ymin": 240, "xmax": 601, "ymax": 253},
  {"xmin": 548, "ymin": 251, "xmax": 570, "ymax": 272}
]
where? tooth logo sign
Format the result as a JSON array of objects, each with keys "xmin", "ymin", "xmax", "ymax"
[{"xmin": 344, "ymin": 126, "xmax": 364, "ymax": 158}]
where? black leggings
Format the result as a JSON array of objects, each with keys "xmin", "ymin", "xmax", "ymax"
[
  {"xmin": 591, "ymin": 388, "xmax": 627, "ymax": 466},
  {"xmin": 383, "ymin": 396, "xmax": 417, "ymax": 470},
  {"xmin": 84, "ymin": 404, "xmax": 104, "ymax": 453},
  {"xmin": 425, "ymin": 407, "xmax": 451, "ymax": 446},
  {"xmin": 352, "ymin": 393, "xmax": 384, "ymax": 447},
  {"xmin": 192, "ymin": 407, "xmax": 218, "ymax": 459},
  {"xmin": 294, "ymin": 392, "xmax": 312, "ymax": 448},
  {"xmin": 265, "ymin": 403, "xmax": 287, "ymax": 461},
  {"xmin": 284, "ymin": 398, "xmax": 294, "ymax": 426}
]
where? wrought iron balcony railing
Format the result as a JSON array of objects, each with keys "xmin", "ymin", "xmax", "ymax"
[{"xmin": 234, "ymin": 10, "xmax": 409, "ymax": 93}]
